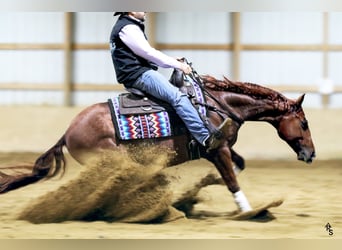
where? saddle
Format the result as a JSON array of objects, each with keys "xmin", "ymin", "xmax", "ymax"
[
  {"xmin": 107, "ymin": 66, "xmax": 209, "ymax": 159},
  {"xmin": 118, "ymin": 91, "xmax": 171, "ymax": 115},
  {"xmin": 118, "ymin": 68, "xmax": 197, "ymax": 116},
  {"xmin": 108, "ymin": 66, "xmax": 208, "ymax": 142}
]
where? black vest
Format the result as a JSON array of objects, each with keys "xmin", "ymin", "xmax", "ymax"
[{"xmin": 110, "ymin": 15, "xmax": 158, "ymax": 87}]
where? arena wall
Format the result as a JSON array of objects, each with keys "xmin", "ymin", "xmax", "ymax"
[{"xmin": 1, "ymin": 12, "xmax": 342, "ymax": 107}]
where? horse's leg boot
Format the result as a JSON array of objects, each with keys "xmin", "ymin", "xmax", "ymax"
[{"xmin": 206, "ymin": 118, "xmax": 232, "ymax": 152}]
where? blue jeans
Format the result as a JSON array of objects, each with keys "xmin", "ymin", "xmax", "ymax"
[{"xmin": 132, "ymin": 70, "xmax": 210, "ymax": 145}]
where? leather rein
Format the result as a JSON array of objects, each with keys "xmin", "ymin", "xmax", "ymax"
[{"xmin": 185, "ymin": 62, "xmax": 244, "ymax": 125}]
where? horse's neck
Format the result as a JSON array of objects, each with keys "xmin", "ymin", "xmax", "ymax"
[
  {"xmin": 222, "ymin": 92, "xmax": 289, "ymax": 123},
  {"xmin": 202, "ymin": 75, "xmax": 290, "ymax": 123}
]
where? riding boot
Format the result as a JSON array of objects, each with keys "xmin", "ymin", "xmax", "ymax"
[{"xmin": 205, "ymin": 118, "xmax": 232, "ymax": 152}]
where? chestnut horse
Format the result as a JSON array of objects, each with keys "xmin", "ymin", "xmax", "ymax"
[{"xmin": 0, "ymin": 74, "xmax": 315, "ymax": 213}]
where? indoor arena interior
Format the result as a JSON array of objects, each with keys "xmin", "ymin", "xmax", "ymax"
[{"xmin": 0, "ymin": 12, "xmax": 341, "ymax": 239}]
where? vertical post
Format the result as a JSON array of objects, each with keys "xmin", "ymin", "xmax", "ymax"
[
  {"xmin": 146, "ymin": 12, "xmax": 156, "ymax": 48},
  {"xmin": 232, "ymin": 12, "xmax": 241, "ymax": 80},
  {"xmin": 64, "ymin": 12, "xmax": 73, "ymax": 106},
  {"xmin": 322, "ymin": 12, "xmax": 330, "ymax": 108}
]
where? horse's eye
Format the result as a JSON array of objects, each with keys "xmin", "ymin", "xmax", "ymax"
[{"xmin": 301, "ymin": 120, "xmax": 308, "ymax": 130}]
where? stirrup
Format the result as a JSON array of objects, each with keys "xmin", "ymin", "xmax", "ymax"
[{"xmin": 206, "ymin": 118, "xmax": 232, "ymax": 152}]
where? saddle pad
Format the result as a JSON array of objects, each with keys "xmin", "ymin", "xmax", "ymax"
[{"xmin": 108, "ymin": 97, "xmax": 173, "ymax": 140}]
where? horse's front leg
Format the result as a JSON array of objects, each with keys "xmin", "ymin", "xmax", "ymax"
[
  {"xmin": 212, "ymin": 147, "xmax": 252, "ymax": 212},
  {"xmin": 231, "ymin": 148, "xmax": 245, "ymax": 176}
]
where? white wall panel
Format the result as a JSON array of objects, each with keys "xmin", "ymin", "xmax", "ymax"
[
  {"xmin": 0, "ymin": 91, "xmax": 63, "ymax": 105},
  {"xmin": 0, "ymin": 12, "xmax": 64, "ymax": 43},
  {"xmin": 328, "ymin": 52, "xmax": 342, "ymax": 85},
  {"xmin": 329, "ymin": 13, "xmax": 342, "ymax": 44},
  {"xmin": 74, "ymin": 12, "xmax": 116, "ymax": 43},
  {"xmin": 1, "ymin": 12, "xmax": 342, "ymax": 108},
  {"xmin": 240, "ymin": 51, "xmax": 323, "ymax": 85},
  {"xmin": 241, "ymin": 13, "xmax": 323, "ymax": 44},
  {"xmin": 283, "ymin": 92, "xmax": 322, "ymax": 109},
  {"xmin": 302, "ymin": 93, "xmax": 321, "ymax": 109},
  {"xmin": 73, "ymin": 91, "xmax": 123, "ymax": 106},
  {"xmin": 159, "ymin": 50, "xmax": 232, "ymax": 79},
  {"xmin": 0, "ymin": 50, "xmax": 64, "ymax": 83},
  {"xmin": 156, "ymin": 12, "xmax": 232, "ymax": 44},
  {"xmin": 329, "ymin": 94, "xmax": 342, "ymax": 108},
  {"xmin": 73, "ymin": 50, "xmax": 115, "ymax": 84}
]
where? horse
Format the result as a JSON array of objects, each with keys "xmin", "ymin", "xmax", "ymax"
[{"xmin": 0, "ymin": 73, "xmax": 316, "ymax": 213}]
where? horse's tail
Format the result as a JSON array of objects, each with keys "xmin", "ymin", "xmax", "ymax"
[{"xmin": 0, "ymin": 135, "xmax": 66, "ymax": 194}]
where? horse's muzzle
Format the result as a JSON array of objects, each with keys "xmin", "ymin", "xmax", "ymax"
[{"xmin": 298, "ymin": 150, "xmax": 315, "ymax": 164}]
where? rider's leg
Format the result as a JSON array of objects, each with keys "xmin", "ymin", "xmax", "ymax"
[{"xmin": 132, "ymin": 70, "xmax": 210, "ymax": 145}]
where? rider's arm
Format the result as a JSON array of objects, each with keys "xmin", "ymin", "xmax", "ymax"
[{"xmin": 119, "ymin": 24, "xmax": 183, "ymax": 69}]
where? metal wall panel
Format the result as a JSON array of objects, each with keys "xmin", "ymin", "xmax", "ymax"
[
  {"xmin": 73, "ymin": 91, "xmax": 122, "ymax": 106},
  {"xmin": 328, "ymin": 52, "xmax": 342, "ymax": 84},
  {"xmin": 0, "ymin": 13, "xmax": 64, "ymax": 105},
  {"xmin": 240, "ymin": 51, "xmax": 323, "ymax": 85},
  {"xmin": 156, "ymin": 12, "xmax": 232, "ymax": 44},
  {"xmin": 0, "ymin": 12, "xmax": 64, "ymax": 43},
  {"xmin": 159, "ymin": 50, "xmax": 232, "ymax": 79},
  {"xmin": 71, "ymin": 13, "xmax": 118, "ymax": 105},
  {"xmin": 1, "ymin": 12, "xmax": 342, "ymax": 108},
  {"xmin": 329, "ymin": 94, "xmax": 342, "ymax": 108},
  {"xmin": 0, "ymin": 90, "xmax": 63, "ymax": 105},
  {"xmin": 73, "ymin": 12, "xmax": 115, "ymax": 43},
  {"xmin": 72, "ymin": 50, "xmax": 115, "ymax": 84},
  {"xmin": 0, "ymin": 50, "xmax": 64, "ymax": 84},
  {"xmin": 329, "ymin": 13, "xmax": 342, "ymax": 44},
  {"xmin": 155, "ymin": 12, "xmax": 233, "ymax": 83},
  {"xmin": 241, "ymin": 12, "xmax": 323, "ymax": 44}
]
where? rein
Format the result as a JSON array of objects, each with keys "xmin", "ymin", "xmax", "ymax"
[{"xmin": 185, "ymin": 61, "xmax": 244, "ymax": 125}]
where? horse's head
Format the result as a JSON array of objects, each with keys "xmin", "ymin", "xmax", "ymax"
[{"xmin": 276, "ymin": 94, "xmax": 316, "ymax": 163}]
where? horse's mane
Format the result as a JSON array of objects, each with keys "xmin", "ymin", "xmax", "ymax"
[{"xmin": 201, "ymin": 75, "xmax": 288, "ymax": 103}]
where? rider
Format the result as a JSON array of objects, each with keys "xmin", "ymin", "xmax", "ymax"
[{"xmin": 110, "ymin": 12, "xmax": 230, "ymax": 151}]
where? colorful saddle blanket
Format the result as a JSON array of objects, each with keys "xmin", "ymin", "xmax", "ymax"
[
  {"xmin": 108, "ymin": 75, "xmax": 206, "ymax": 141},
  {"xmin": 109, "ymin": 96, "xmax": 177, "ymax": 140}
]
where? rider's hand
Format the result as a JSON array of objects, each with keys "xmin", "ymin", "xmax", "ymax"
[{"xmin": 180, "ymin": 62, "xmax": 192, "ymax": 75}]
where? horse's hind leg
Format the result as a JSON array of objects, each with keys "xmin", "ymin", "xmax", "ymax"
[
  {"xmin": 231, "ymin": 149, "xmax": 245, "ymax": 175},
  {"xmin": 211, "ymin": 147, "xmax": 252, "ymax": 212}
]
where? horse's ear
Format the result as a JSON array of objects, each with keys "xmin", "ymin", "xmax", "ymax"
[{"xmin": 296, "ymin": 94, "xmax": 305, "ymax": 106}]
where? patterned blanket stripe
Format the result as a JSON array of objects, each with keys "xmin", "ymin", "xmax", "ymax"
[
  {"xmin": 111, "ymin": 97, "xmax": 172, "ymax": 140},
  {"xmin": 190, "ymin": 76, "xmax": 207, "ymax": 116}
]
